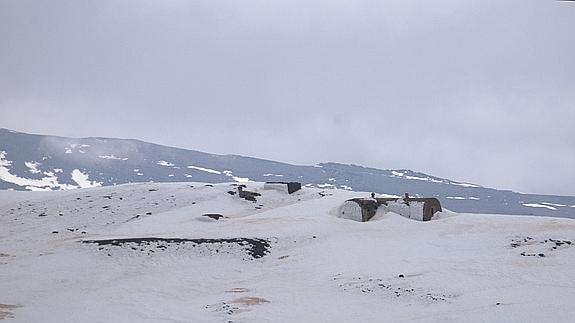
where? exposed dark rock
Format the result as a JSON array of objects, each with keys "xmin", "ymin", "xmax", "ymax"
[
  {"xmin": 238, "ymin": 187, "xmax": 261, "ymax": 203},
  {"xmin": 202, "ymin": 214, "xmax": 224, "ymax": 220},
  {"xmin": 264, "ymin": 182, "xmax": 302, "ymax": 194},
  {"xmin": 83, "ymin": 237, "xmax": 271, "ymax": 259}
]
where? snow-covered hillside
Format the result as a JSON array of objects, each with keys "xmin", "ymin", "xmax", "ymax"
[
  {"xmin": 2, "ymin": 128, "xmax": 575, "ymax": 218},
  {"xmin": 1, "ymin": 183, "xmax": 574, "ymax": 322}
]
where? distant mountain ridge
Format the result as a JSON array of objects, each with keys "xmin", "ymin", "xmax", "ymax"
[{"xmin": 1, "ymin": 128, "xmax": 574, "ymax": 218}]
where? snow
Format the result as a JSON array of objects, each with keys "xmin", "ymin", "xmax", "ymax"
[
  {"xmin": 451, "ymin": 182, "xmax": 481, "ymax": 188},
  {"xmin": 542, "ymin": 202, "xmax": 567, "ymax": 207},
  {"xmin": 0, "ymin": 182, "xmax": 574, "ymax": 322},
  {"xmin": 405, "ymin": 175, "xmax": 429, "ymax": 181},
  {"xmin": 25, "ymin": 185, "xmax": 53, "ymax": 192},
  {"xmin": 64, "ymin": 143, "xmax": 79, "ymax": 154},
  {"xmin": 157, "ymin": 160, "xmax": 175, "ymax": 167},
  {"xmin": 447, "ymin": 196, "xmax": 481, "ymax": 200},
  {"xmin": 231, "ymin": 176, "xmax": 251, "ymax": 183},
  {"xmin": 263, "ymin": 174, "xmax": 284, "ymax": 177},
  {"xmin": 340, "ymin": 185, "xmax": 353, "ymax": 190},
  {"xmin": 391, "ymin": 171, "xmax": 479, "ymax": 188},
  {"xmin": 402, "ymin": 175, "xmax": 444, "ymax": 184},
  {"xmin": 25, "ymin": 161, "xmax": 41, "ymax": 174},
  {"xmin": 523, "ymin": 203, "xmax": 557, "ymax": 211},
  {"xmin": 0, "ymin": 151, "xmax": 76, "ymax": 191},
  {"xmin": 187, "ymin": 165, "xmax": 222, "ymax": 174},
  {"xmin": 71, "ymin": 169, "xmax": 102, "ymax": 188},
  {"xmin": 392, "ymin": 171, "xmax": 441, "ymax": 183},
  {"xmin": 317, "ymin": 183, "xmax": 335, "ymax": 188},
  {"xmin": 54, "ymin": 168, "xmax": 63, "ymax": 173},
  {"xmin": 391, "ymin": 172, "xmax": 449, "ymax": 184},
  {"xmin": 223, "ymin": 170, "xmax": 251, "ymax": 183},
  {"xmin": 98, "ymin": 155, "xmax": 128, "ymax": 161}
]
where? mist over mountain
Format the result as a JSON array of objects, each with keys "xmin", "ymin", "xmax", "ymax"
[{"xmin": 1, "ymin": 128, "xmax": 574, "ymax": 218}]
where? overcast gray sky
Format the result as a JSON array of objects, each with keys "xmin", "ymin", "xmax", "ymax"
[{"xmin": 1, "ymin": 0, "xmax": 574, "ymax": 195}]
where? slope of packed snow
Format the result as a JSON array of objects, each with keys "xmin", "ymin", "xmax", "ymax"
[{"xmin": 0, "ymin": 183, "xmax": 574, "ymax": 322}]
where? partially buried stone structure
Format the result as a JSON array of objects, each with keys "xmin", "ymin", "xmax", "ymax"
[
  {"xmin": 338, "ymin": 193, "xmax": 442, "ymax": 222},
  {"xmin": 263, "ymin": 182, "xmax": 302, "ymax": 194}
]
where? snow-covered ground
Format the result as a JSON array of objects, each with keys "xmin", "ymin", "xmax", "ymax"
[{"xmin": 0, "ymin": 183, "xmax": 574, "ymax": 322}]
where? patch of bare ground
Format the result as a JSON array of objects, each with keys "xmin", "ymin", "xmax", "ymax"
[
  {"xmin": 225, "ymin": 288, "xmax": 249, "ymax": 293},
  {"xmin": 230, "ymin": 297, "xmax": 269, "ymax": 306},
  {"xmin": 0, "ymin": 304, "xmax": 21, "ymax": 320}
]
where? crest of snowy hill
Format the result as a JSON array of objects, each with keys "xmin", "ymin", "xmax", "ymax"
[
  {"xmin": 0, "ymin": 182, "xmax": 574, "ymax": 322},
  {"xmin": 1, "ymin": 128, "xmax": 574, "ymax": 218}
]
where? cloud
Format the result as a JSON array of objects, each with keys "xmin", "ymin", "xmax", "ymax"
[{"xmin": 1, "ymin": 0, "xmax": 574, "ymax": 195}]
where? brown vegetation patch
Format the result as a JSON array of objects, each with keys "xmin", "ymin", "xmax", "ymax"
[
  {"xmin": 231, "ymin": 297, "xmax": 269, "ymax": 306},
  {"xmin": 0, "ymin": 304, "xmax": 21, "ymax": 320}
]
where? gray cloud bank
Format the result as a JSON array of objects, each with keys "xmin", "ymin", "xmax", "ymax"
[{"xmin": 1, "ymin": 0, "xmax": 574, "ymax": 195}]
